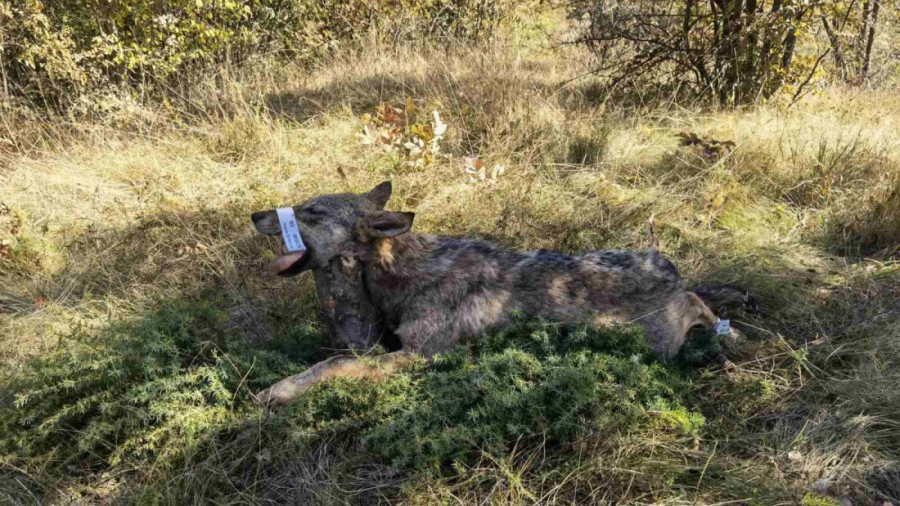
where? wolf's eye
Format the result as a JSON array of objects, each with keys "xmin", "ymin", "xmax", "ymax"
[{"xmin": 303, "ymin": 207, "xmax": 325, "ymax": 216}]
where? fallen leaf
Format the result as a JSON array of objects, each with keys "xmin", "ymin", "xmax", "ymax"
[{"xmin": 433, "ymin": 110, "xmax": 447, "ymax": 136}]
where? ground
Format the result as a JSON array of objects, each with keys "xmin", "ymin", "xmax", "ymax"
[{"xmin": 1, "ymin": 40, "xmax": 899, "ymax": 504}]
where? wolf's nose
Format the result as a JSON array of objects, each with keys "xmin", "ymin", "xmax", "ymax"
[{"xmin": 251, "ymin": 211, "xmax": 268, "ymax": 223}]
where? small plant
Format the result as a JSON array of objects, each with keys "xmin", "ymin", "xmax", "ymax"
[
  {"xmin": 800, "ymin": 492, "xmax": 843, "ymax": 506},
  {"xmin": 360, "ymin": 98, "xmax": 447, "ymax": 169},
  {"xmin": 463, "ymin": 156, "xmax": 505, "ymax": 183}
]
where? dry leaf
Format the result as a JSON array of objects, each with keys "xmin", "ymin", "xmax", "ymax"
[
  {"xmin": 433, "ymin": 110, "xmax": 447, "ymax": 136},
  {"xmin": 463, "ymin": 156, "xmax": 481, "ymax": 174},
  {"xmin": 360, "ymin": 102, "xmax": 447, "ymax": 169}
]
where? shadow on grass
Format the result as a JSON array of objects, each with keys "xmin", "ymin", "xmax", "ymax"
[
  {"xmin": 262, "ymin": 73, "xmax": 555, "ymax": 120},
  {"xmin": 1, "ymin": 201, "xmax": 327, "ymax": 340},
  {"xmin": 0, "ymin": 201, "xmax": 400, "ymax": 502}
]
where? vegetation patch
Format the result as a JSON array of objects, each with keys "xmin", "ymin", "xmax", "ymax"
[
  {"xmin": 364, "ymin": 321, "xmax": 701, "ymax": 471},
  {"xmin": 2, "ymin": 310, "xmax": 709, "ymax": 501},
  {"xmin": 0, "ymin": 298, "xmax": 314, "ymax": 474}
]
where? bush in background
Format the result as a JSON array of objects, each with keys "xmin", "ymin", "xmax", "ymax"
[
  {"xmin": 566, "ymin": 0, "xmax": 899, "ymax": 105},
  {"xmin": 0, "ymin": 0, "xmax": 527, "ymax": 109}
]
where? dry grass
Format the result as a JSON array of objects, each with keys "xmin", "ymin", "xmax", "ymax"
[{"xmin": 2, "ymin": 36, "xmax": 900, "ymax": 505}]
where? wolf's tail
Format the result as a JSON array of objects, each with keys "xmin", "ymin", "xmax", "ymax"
[{"xmin": 692, "ymin": 286, "xmax": 758, "ymax": 315}]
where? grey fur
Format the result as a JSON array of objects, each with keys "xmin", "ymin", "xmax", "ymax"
[{"xmin": 252, "ymin": 181, "xmax": 748, "ymax": 358}]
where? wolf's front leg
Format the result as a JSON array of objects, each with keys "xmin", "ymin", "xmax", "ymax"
[{"xmin": 252, "ymin": 351, "xmax": 417, "ymax": 408}]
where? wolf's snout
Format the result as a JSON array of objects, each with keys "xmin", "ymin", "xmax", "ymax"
[{"xmin": 251, "ymin": 211, "xmax": 268, "ymax": 223}]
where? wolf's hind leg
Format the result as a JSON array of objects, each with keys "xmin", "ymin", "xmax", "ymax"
[
  {"xmin": 645, "ymin": 292, "xmax": 718, "ymax": 357},
  {"xmin": 252, "ymin": 351, "xmax": 417, "ymax": 408}
]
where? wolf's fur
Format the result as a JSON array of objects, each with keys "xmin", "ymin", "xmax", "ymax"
[
  {"xmin": 251, "ymin": 181, "xmax": 750, "ymax": 406},
  {"xmin": 346, "ymin": 216, "xmax": 728, "ymax": 357}
]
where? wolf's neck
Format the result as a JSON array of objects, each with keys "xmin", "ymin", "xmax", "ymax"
[{"xmin": 368, "ymin": 232, "xmax": 432, "ymax": 272}]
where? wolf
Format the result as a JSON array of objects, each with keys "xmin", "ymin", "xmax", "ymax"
[{"xmin": 250, "ymin": 181, "xmax": 750, "ymax": 406}]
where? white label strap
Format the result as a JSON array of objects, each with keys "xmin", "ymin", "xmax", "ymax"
[
  {"xmin": 276, "ymin": 207, "xmax": 306, "ymax": 252},
  {"xmin": 714, "ymin": 318, "xmax": 731, "ymax": 336}
]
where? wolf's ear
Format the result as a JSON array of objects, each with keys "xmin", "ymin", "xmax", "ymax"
[
  {"xmin": 362, "ymin": 181, "xmax": 392, "ymax": 210},
  {"xmin": 359, "ymin": 211, "xmax": 414, "ymax": 239}
]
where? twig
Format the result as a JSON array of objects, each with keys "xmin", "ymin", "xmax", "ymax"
[
  {"xmin": 694, "ymin": 439, "xmax": 718, "ymax": 500},
  {"xmin": 789, "ymin": 48, "xmax": 831, "ymax": 107},
  {"xmin": 646, "ymin": 214, "xmax": 659, "ymax": 251}
]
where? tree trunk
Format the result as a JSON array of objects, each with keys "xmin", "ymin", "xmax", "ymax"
[
  {"xmin": 312, "ymin": 257, "xmax": 384, "ymax": 351},
  {"xmin": 684, "ymin": 0, "xmax": 712, "ymax": 92},
  {"xmin": 781, "ymin": 6, "xmax": 807, "ymax": 71},
  {"xmin": 0, "ymin": 30, "xmax": 8, "ymax": 103},
  {"xmin": 715, "ymin": 0, "xmax": 747, "ymax": 105},
  {"xmin": 741, "ymin": 0, "xmax": 758, "ymax": 100},
  {"xmin": 755, "ymin": 0, "xmax": 783, "ymax": 96},
  {"xmin": 862, "ymin": 0, "xmax": 880, "ymax": 81},
  {"xmin": 860, "ymin": 0, "xmax": 871, "ymax": 49},
  {"xmin": 821, "ymin": 16, "xmax": 846, "ymax": 80},
  {"xmin": 711, "ymin": 0, "xmax": 722, "ymax": 100}
]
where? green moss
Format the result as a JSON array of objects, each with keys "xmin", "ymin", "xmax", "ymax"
[{"xmin": 801, "ymin": 492, "xmax": 843, "ymax": 506}]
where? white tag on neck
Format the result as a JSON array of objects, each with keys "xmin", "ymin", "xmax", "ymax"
[{"xmin": 276, "ymin": 207, "xmax": 306, "ymax": 252}]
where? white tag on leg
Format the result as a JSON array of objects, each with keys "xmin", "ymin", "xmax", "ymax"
[
  {"xmin": 276, "ymin": 207, "xmax": 306, "ymax": 252},
  {"xmin": 714, "ymin": 318, "xmax": 731, "ymax": 336}
]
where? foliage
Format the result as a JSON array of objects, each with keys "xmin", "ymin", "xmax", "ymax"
[
  {"xmin": 0, "ymin": 0, "xmax": 302, "ymax": 107},
  {"xmin": 801, "ymin": 492, "xmax": 844, "ymax": 506},
  {"xmin": 568, "ymin": 0, "xmax": 837, "ymax": 105},
  {"xmin": 359, "ymin": 98, "xmax": 448, "ymax": 169},
  {"xmin": 299, "ymin": 0, "xmax": 522, "ymax": 44},
  {"xmin": 820, "ymin": 0, "xmax": 895, "ymax": 84},
  {"xmin": 362, "ymin": 320, "xmax": 700, "ymax": 471},
  {"xmin": 3, "ymin": 20, "xmax": 900, "ymax": 502},
  {"xmin": 0, "ymin": 0, "xmax": 524, "ymax": 108},
  {"xmin": 1, "ymin": 310, "xmax": 704, "ymax": 495},
  {"xmin": 147, "ymin": 319, "xmax": 707, "ymax": 502}
]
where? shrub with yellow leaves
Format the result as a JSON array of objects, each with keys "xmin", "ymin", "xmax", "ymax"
[{"xmin": 359, "ymin": 98, "xmax": 448, "ymax": 169}]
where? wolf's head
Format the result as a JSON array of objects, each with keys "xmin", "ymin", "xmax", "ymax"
[{"xmin": 250, "ymin": 181, "xmax": 415, "ymax": 277}]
